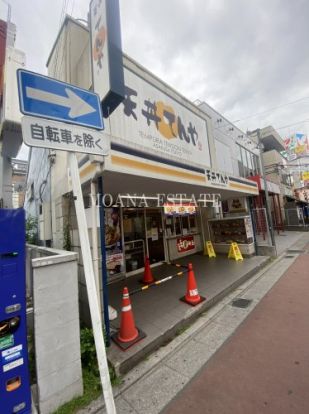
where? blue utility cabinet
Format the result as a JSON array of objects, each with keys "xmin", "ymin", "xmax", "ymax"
[{"xmin": 0, "ymin": 209, "xmax": 31, "ymax": 414}]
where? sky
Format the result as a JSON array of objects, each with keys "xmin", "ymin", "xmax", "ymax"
[{"xmin": 2, "ymin": 0, "xmax": 309, "ymax": 160}]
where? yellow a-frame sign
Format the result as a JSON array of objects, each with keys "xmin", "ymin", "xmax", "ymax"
[
  {"xmin": 204, "ymin": 241, "xmax": 216, "ymax": 258},
  {"xmin": 228, "ymin": 242, "xmax": 243, "ymax": 261}
]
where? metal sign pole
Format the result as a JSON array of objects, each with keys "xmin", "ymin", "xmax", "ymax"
[
  {"xmin": 68, "ymin": 152, "xmax": 116, "ymax": 414},
  {"xmin": 98, "ymin": 175, "xmax": 111, "ymax": 346}
]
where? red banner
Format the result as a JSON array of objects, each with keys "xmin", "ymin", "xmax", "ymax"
[{"xmin": 177, "ymin": 236, "xmax": 195, "ymax": 253}]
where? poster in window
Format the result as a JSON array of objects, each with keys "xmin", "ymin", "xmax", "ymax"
[
  {"xmin": 176, "ymin": 236, "xmax": 195, "ymax": 253},
  {"xmin": 151, "ymin": 227, "xmax": 159, "ymax": 241},
  {"xmin": 105, "ymin": 207, "xmax": 124, "ymax": 276},
  {"xmin": 244, "ymin": 216, "xmax": 254, "ymax": 239}
]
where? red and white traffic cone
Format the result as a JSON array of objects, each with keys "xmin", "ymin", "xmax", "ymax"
[
  {"xmin": 112, "ymin": 287, "xmax": 146, "ymax": 350},
  {"xmin": 141, "ymin": 256, "xmax": 155, "ymax": 284},
  {"xmin": 118, "ymin": 287, "xmax": 138, "ymax": 343},
  {"xmin": 180, "ymin": 263, "xmax": 206, "ymax": 306}
]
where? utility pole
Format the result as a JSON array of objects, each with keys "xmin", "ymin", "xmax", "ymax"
[{"xmin": 256, "ymin": 128, "xmax": 277, "ymax": 252}]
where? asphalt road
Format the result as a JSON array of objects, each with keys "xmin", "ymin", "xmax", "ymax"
[{"xmin": 162, "ymin": 246, "xmax": 309, "ymax": 414}]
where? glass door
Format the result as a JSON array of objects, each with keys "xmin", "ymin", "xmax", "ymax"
[
  {"xmin": 123, "ymin": 208, "xmax": 146, "ymax": 272},
  {"xmin": 146, "ymin": 209, "xmax": 165, "ymax": 264}
]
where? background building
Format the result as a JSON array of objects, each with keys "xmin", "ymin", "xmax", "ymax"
[
  {"xmin": 0, "ymin": 16, "xmax": 26, "ymax": 208},
  {"xmin": 11, "ymin": 157, "xmax": 28, "ymax": 207}
]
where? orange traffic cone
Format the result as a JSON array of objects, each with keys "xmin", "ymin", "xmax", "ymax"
[
  {"xmin": 141, "ymin": 256, "xmax": 155, "ymax": 284},
  {"xmin": 180, "ymin": 263, "xmax": 206, "ymax": 306},
  {"xmin": 111, "ymin": 287, "xmax": 146, "ymax": 350}
]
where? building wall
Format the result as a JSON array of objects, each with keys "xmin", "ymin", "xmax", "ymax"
[
  {"xmin": 262, "ymin": 148, "xmax": 294, "ymax": 211},
  {"xmin": 12, "ymin": 173, "xmax": 26, "ymax": 207},
  {"xmin": 31, "ymin": 247, "xmax": 83, "ymax": 413},
  {"xmin": 0, "ymin": 155, "xmax": 12, "ymax": 207},
  {"xmin": 263, "ymin": 149, "xmax": 287, "ymax": 172},
  {"xmin": 0, "ymin": 19, "xmax": 6, "ymax": 104},
  {"xmin": 198, "ymin": 101, "xmax": 260, "ymax": 178},
  {"xmin": 1, "ymin": 46, "xmax": 25, "ymax": 125},
  {"xmin": 0, "ymin": 22, "xmax": 26, "ymax": 207},
  {"xmin": 46, "ymin": 18, "xmax": 216, "ymax": 171},
  {"xmin": 24, "ymin": 147, "xmax": 51, "ymax": 220}
]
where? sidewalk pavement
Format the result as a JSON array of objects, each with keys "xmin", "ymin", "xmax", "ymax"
[
  {"xmin": 107, "ymin": 251, "xmax": 269, "ymax": 375},
  {"xmin": 274, "ymin": 230, "xmax": 307, "ymax": 255},
  {"xmin": 106, "ymin": 231, "xmax": 305, "ymax": 376},
  {"xmin": 78, "ymin": 233, "xmax": 308, "ymax": 414},
  {"xmin": 163, "ymin": 242, "xmax": 309, "ymax": 414},
  {"xmin": 256, "ymin": 230, "xmax": 305, "ymax": 255}
]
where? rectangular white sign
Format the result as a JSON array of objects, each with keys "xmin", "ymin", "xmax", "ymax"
[
  {"xmin": 3, "ymin": 358, "xmax": 24, "ymax": 373},
  {"xmin": 108, "ymin": 68, "xmax": 211, "ymax": 169},
  {"xmin": 21, "ymin": 116, "xmax": 110, "ymax": 155},
  {"xmin": 2, "ymin": 344, "xmax": 23, "ymax": 358},
  {"xmin": 90, "ymin": 0, "xmax": 110, "ymax": 102}
]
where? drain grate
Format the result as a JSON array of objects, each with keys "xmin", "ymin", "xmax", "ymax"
[
  {"xmin": 287, "ymin": 249, "xmax": 305, "ymax": 253},
  {"xmin": 284, "ymin": 255, "xmax": 295, "ymax": 258},
  {"xmin": 231, "ymin": 298, "xmax": 252, "ymax": 308}
]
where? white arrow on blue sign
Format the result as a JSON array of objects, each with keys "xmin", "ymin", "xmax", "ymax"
[{"xmin": 17, "ymin": 69, "xmax": 104, "ymax": 130}]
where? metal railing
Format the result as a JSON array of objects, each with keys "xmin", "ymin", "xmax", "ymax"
[{"xmin": 283, "ymin": 207, "xmax": 308, "ymax": 227}]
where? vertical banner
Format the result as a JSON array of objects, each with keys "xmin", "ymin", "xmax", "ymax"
[{"xmin": 90, "ymin": 0, "xmax": 125, "ymax": 117}]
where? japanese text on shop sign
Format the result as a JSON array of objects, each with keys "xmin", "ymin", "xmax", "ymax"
[
  {"xmin": 205, "ymin": 169, "xmax": 229, "ymax": 186},
  {"xmin": 21, "ymin": 116, "xmax": 110, "ymax": 156},
  {"xmin": 122, "ymin": 85, "xmax": 201, "ymax": 149},
  {"xmin": 177, "ymin": 236, "xmax": 195, "ymax": 253},
  {"xmin": 30, "ymin": 123, "xmax": 103, "ymax": 150},
  {"xmin": 92, "ymin": 0, "xmax": 106, "ymax": 71}
]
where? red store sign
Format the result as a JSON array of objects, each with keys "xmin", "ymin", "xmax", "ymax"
[{"xmin": 177, "ymin": 236, "xmax": 195, "ymax": 253}]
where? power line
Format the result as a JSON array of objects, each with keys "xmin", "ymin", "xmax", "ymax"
[
  {"xmin": 273, "ymin": 118, "xmax": 309, "ymax": 132},
  {"xmin": 216, "ymin": 118, "xmax": 309, "ymax": 139},
  {"xmin": 231, "ymin": 96, "xmax": 309, "ymax": 124},
  {"xmin": 213, "ymin": 96, "xmax": 309, "ymax": 132}
]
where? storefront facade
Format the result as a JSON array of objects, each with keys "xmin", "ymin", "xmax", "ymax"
[
  {"xmin": 97, "ymin": 190, "xmax": 258, "ymax": 281},
  {"xmin": 24, "ymin": 17, "xmax": 259, "ymax": 307},
  {"xmin": 84, "ymin": 162, "xmax": 259, "ymax": 281},
  {"xmin": 117, "ymin": 204, "xmax": 202, "ymax": 275}
]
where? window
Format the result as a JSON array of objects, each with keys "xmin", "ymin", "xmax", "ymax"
[
  {"xmin": 164, "ymin": 214, "xmax": 198, "ymax": 237},
  {"xmin": 236, "ymin": 144, "xmax": 260, "ymax": 177},
  {"xmin": 174, "ymin": 216, "xmax": 182, "ymax": 235},
  {"xmin": 215, "ymin": 140, "xmax": 234, "ymax": 174}
]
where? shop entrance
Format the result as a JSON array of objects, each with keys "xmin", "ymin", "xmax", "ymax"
[
  {"xmin": 146, "ymin": 209, "xmax": 165, "ymax": 264},
  {"xmin": 123, "ymin": 208, "xmax": 165, "ymax": 274}
]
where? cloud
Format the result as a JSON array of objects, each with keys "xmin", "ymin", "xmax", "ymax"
[
  {"xmin": 120, "ymin": 0, "xmax": 309, "ymax": 137},
  {"xmin": 10, "ymin": 0, "xmax": 309, "ymax": 156}
]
